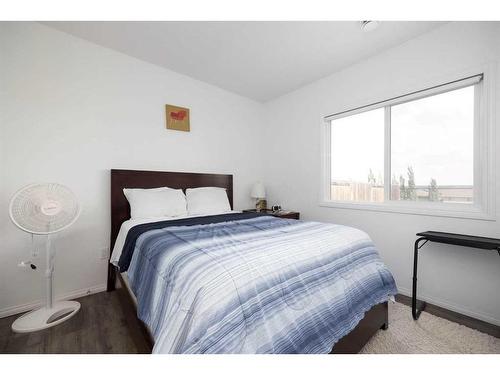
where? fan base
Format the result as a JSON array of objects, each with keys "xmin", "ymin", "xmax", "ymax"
[{"xmin": 11, "ymin": 300, "xmax": 81, "ymax": 333}]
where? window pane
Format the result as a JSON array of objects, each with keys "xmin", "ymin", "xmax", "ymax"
[
  {"xmin": 330, "ymin": 108, "xmax": 384, "ymax": 202},
  {"xmin": 391, "ymin": 86, "xmax": 474, "ymax": 204}
]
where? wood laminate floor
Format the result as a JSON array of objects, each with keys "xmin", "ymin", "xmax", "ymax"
[{"xmin": 0, "ymin": 291, "xmax": 143, "ymax": 354}]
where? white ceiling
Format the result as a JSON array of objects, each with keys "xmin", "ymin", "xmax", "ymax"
[{"xmin": 43, "ymin": 21, "xmax": 445, "ymax": 102}]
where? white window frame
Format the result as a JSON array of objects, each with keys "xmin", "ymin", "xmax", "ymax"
[{"xmin": 320, "ymin": 65, "xmax": 496, "ymax": 220}]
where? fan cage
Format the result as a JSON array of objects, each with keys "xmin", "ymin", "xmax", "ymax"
[{"xmin": 9, "ymin": 183, "xmax": 80, "ymax": 235}]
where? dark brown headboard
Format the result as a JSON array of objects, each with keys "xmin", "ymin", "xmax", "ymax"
[
  {"xmin": 108, "ymin": 169, "xmax": 233, "ymax": 291},
  {"xmin": 110, "ymin": 169, "xmax": 233, "ymax": 249}
]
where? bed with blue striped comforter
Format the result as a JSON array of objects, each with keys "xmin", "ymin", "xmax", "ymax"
[{"xmin": 124, "ymin": 213, "xmax": 397, "ymax": 353}]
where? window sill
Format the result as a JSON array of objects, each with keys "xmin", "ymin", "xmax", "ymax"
[{"xmin": 319, "ymin": 200, "xmax": 496, "ymax": 221}]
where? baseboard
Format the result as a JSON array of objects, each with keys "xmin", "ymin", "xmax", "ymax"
[
  {"xmin": 397, "ymin": 286, "xmax": 500, "ymax": 327},
  {"xmin": 0, "ymin": 284, "xmax": 107, "ymax": 319}
]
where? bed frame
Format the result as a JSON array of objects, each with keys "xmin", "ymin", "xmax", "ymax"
[{"xmin": 107, "ymin": 169, "xmax": 388, "ymax": 354}]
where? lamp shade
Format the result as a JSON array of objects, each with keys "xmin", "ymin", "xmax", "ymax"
[{"xmin": 250, "ymin": 182, "xmax": 266, "ymax": 199}]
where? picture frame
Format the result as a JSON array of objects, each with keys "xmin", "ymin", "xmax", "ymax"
[{"xmin": 165, "ymin": 104, "xmax": 190, "ymax": 132}]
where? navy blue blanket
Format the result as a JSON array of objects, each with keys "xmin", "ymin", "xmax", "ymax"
[{"xmin": 118, "ymin": 212, "xmax": 267, "ymax": 271}]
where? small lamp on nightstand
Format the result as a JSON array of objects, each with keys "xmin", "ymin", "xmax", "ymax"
[{"xmin": 251, "ymin": 182, "xmax": 266, "ymax": 212}]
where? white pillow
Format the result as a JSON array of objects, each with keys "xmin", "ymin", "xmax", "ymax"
[
  {"xmin": 123, "ymin": 187, "xmax": 187, "ymax": 219},
  {"xmin": 185, "ymin": 187, "xmax": 231, "ymax": 216}
]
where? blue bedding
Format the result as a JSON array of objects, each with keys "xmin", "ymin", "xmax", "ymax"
[
  {"xmin": 118, "ymin": 212, "xmax": 265, "ymax": 271},
  {"xmin": 122, "ymin": 213, "xmax": 397, "ymax": 353}
]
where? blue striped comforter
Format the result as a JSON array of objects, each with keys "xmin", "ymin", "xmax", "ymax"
[{"xmin": 126, "ymin": 215, "xmax": 397, "ymax": 353}]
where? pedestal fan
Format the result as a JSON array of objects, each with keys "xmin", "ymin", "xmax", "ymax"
[{"xmin": 9, "ymin": 183, "xmax": 81, "ymax": 333}]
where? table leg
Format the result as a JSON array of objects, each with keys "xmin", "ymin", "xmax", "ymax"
[{"xmin": 412, "ymin": 237, "xmax": 428, "ymax": 320}]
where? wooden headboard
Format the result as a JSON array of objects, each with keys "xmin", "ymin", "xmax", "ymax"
[{"xmin": 108, "ymin": 169, "xmax": 233, "ymax": 291}]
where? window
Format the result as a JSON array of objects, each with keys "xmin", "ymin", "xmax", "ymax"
[
  {"xmin": 330, "ymin": 108, "xmax": 384, "ymax": 202},
  {"xmin": 391, "ymin": 87, "xmax": 474, "ymax": 204},
  {"xmin": 321, "ymin": 73, "xmax": 494, "ymax": 219}
]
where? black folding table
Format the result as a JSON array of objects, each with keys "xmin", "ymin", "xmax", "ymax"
[{"xmin": 412, "ymin": 231, "xmax": 500, "ymax": 320}]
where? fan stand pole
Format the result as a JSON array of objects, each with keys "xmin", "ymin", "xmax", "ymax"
[
  {"xmin": 45, "ymin": 234, "xmax": 53, "ymax": 309},
  {"xmin": 11, "ymin": 234, "xmax": 81, "ymax": 333}
]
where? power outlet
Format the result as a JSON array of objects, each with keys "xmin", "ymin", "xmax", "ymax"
[{"xmin": 99, "ymin": 247, "xmax": 109, "ymax": 260}]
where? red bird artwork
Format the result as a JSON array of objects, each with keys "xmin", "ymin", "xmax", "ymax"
[
  {"xmin": 170, "ymin": 110, "xmax": 187, "ymax": 121},
  {"xmin": 166, "ymin": 104, "xmax": 190, "ymax": 131}
]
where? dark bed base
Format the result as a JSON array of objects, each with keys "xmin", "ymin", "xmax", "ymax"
[
  {"xmin": 108, "ymin": 169, "xmax": 388, "ymax": 354},
  {"xmin": 330, "ymin": 301, "xmax": 388, "ymax": 353},
  {"xmin": 114, "ymin": 267, "xmax": 388, "ymax": 354}
]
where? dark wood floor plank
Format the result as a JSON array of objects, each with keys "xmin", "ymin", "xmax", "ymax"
[{"xmin": 0, "ymin": 291, "xmax": 142, "ymax": 354}]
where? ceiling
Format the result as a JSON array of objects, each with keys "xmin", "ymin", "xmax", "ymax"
[{"xmin": 43, "ymin": 21, "xmax": 445, "ymax": 102}]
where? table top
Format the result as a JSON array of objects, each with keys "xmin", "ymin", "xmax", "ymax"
[{"xmin": 416, "ymin": 231, "xmax": 500, "ymax": 250}]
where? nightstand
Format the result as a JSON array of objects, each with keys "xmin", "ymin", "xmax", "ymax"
[{"xmin": 243, "ymin": 209, "xmax": 300, "ymax": 220}]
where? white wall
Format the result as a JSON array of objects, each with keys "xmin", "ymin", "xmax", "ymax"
[
  {"xmin": 0, "ymin": 22, "xmax": 265, "ymax": 316},
  {"xmin": 263, "ymin": 22, "xmax": 500, "ymax": 325}
]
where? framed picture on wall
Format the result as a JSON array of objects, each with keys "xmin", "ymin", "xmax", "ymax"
[{"xmin": 165, "ymin": 104, "xmax": 190, "ymax": 132}]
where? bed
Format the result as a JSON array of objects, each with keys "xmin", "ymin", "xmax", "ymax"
[{"xmin": 107, "ymin": 169, "xmax": 396, "ymax": 354}]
